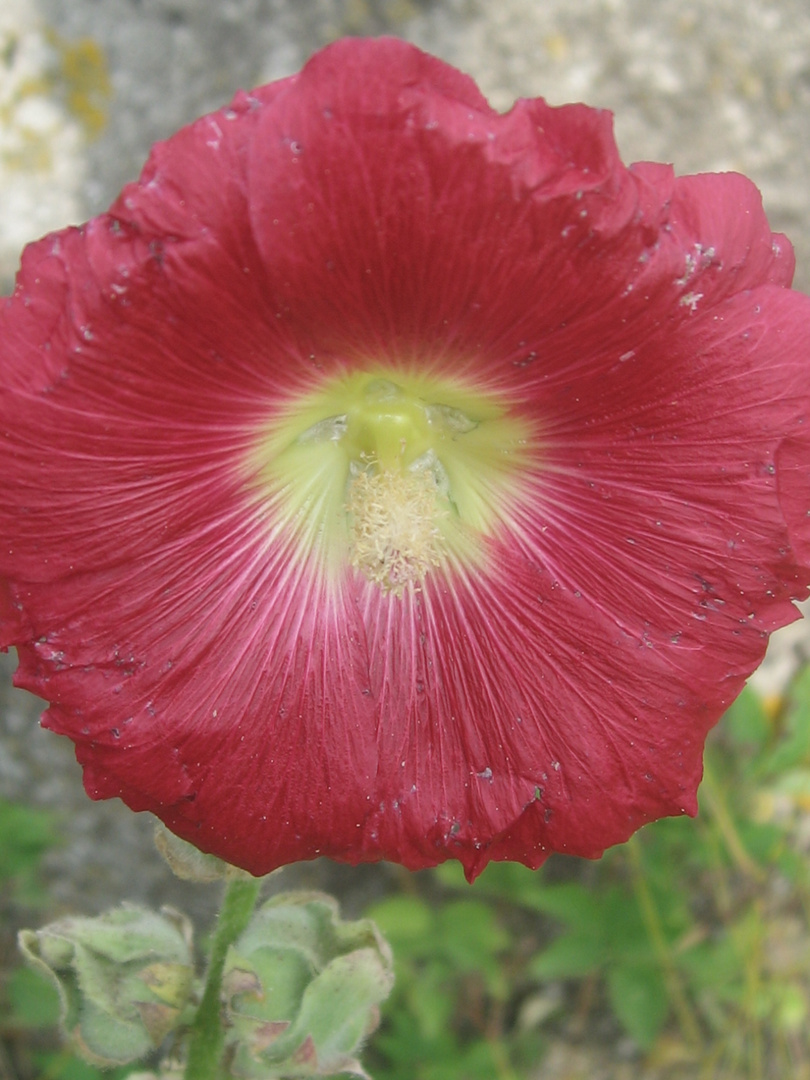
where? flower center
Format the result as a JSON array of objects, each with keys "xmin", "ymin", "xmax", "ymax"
[
  {"xmin": 337, "ymin": 377, "xmax": 471, "ymax": 592},
  {"xmin": 250, "ymin": 368, "xmax": 533, "ymax": 594},
  {"xmin": 346, "ymin": 464, "xmax": 446, "ymax": 594}
]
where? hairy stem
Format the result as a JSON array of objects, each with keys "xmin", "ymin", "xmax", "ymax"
[{"xmin": 184, "ymin": 876, "xmax": 262, "ymax": 1080}]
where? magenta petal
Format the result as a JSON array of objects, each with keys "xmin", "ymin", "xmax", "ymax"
[{"xmin": 1, "ymin": 37, "xmax": 810, "ymax": 880}]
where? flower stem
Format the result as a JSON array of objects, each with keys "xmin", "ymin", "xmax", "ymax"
[{"xmin": 184, "ymin": 876, "xmax": 262, "ymax": 1080}]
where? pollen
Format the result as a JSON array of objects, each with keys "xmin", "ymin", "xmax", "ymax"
[{"xmin": 347, "ymin": 464, "xmax": 447, "ymax": 594}]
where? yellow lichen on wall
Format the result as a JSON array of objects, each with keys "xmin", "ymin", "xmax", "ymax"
[
  {"xmin": 0, "ymin": 5, "xmax": 108, "ymax": 289},
  {"xmin": 46, "ymin": 30, "xmax": 111, "ymax": 139}
]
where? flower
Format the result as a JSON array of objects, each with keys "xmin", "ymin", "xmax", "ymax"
[{"xmin": 2, "ymin": 37, "xmax": 809, "ymax": 881}]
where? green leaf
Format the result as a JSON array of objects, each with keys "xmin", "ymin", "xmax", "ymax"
[
  {"xmin": 723, "ymin": 687, "xmax": 771, "ymax": 753},
  {"xmin": 405, "ymin": 970, "xmax": 455, "ymax": 1040},
  {"xmin": 786, "ymin": 665, "xmax": 810, "ymax": 717},
  {"xmin": 54, "ymin": 1062, "xmax": 108, "ymax": 1080},
  {"xmin": 529, "ymin": 930, "xmax": 607, "ymax": 979},
  {"xmin": 283, "ymin": 946, "xmax": 393, "ymax": 1068},
  {"xmin": 756, "ymin": 669, "xmax": 810, "ymax": 777},
  {"xmin": 0, "ymin": 799, "xmax": 59, "ymax": 876},
  {"xmin": 436, "ymin": 859, "xmax": 544, "ymax": 907},
  {"xmin": 365, "ymin": 896, "xmax": 433, "ymax": 951},
  {"xmin": 519, "ymin": 882, "xmax": 603, "ymax": 926},
  {"xmin": 436, "ymin": 900, "xmax": 510, "ymax": 1000},
  {"xmin": 437, "ymin": 901, "xmax": 510, "ymax": 964},
  {"xmin": 29, "ymin": 1052, "xmax": 112, "ymax": 1080},
  {"xmin": 606, "ymin": 963, "xmax": 669, "ymax": 1049},
  {"xmin": 678, "ymin": 934, "xmax": 744, "ymax": 1000},
  {"xmin": 5, "ymin": 964, "xmax": 61, "ymax": 1028}
]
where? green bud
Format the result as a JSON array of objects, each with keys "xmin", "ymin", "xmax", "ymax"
[
  {"xmin": 18, "ymin": 903, "xmax": 194, "ymax": 1066},
  {"xmin": 154, "ymin": 822, "xmax": 256, "ymax": 883},
  {"xmin": 222, "ymin": 891, "xmax": 394, "ymax": 1078}
]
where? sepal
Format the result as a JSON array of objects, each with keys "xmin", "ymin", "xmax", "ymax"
[
  {"xmin": 154, "ymin": 822, "xmax": 256, "ymax": 883},
  {"xmin": 18, "ymin": 903, "xmax": 194, "ymax": 1066}
]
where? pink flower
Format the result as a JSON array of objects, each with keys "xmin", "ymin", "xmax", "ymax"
[{"xmin": 2, "ymin": 38, "xmax": 809, "ymax": 880}]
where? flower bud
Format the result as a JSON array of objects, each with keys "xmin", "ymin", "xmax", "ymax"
[
  {"xmin": 154, "ymin": 821, "xmax": 255, "ymax": 883},
  {"xmin": 222, "ymin": 891, "xmax": 394, "ymax": 1078},
  {"xmin": 18, "ymin": 904, "xmax": 194, "ymax": 1066}
]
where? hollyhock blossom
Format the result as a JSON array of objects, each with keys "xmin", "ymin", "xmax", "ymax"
[{"xmin": 2, "ymin": 38, "xmax": 810, "ymax": 881}]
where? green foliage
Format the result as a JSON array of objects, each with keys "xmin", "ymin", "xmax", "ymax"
[
  {"xmin": 0, "ymin": 805, "xmax": 133, "ymax": 1080},
  {"xmin": 367, "ymin": 670, "xmax": 810, "ymax": 1078},
  {"xmin": 6, "ymin": 968, "xmax": 124, "ymax": 1078},
  {"xmin": 3, "ymin": 669, "xmax": 810, "ymax": 1079},
  {"xmin": 0, "ymin": 796, "xmax": 60, "ymax": 906},
  {"xmin": 365, "ymin": 893, "xmax": 522, "ymax": 1079},
  {"xmin": 6, "ymin": 964, "xmax": 62, "ymax": 1029}
]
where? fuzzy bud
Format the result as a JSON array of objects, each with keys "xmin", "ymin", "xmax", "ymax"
[
  {"xmin": 222, "ymin": 891, "xmax": 394, "ymax": 1078},
  {"xmin": 18, "ymin": 904, "xmax": 194, "ymax": 1066}
]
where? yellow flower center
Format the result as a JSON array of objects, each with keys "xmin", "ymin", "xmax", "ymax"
[
  {"xmin": 249, "ymin": 368, "xmax": 533, "ymax": 594},
  {"xmin": 346, "ymin": 464, "xmax": 446, "ymax": 594}
]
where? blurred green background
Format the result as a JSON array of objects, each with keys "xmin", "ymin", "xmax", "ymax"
[{"xmin": 2, "ymin": 677, "xmax": 809, "ymax": 1078}]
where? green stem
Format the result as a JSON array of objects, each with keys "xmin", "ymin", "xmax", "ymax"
[
  {"xmin": 184, "ymin": 876, "xmax": 262, "ymax": 1080},
  {"xmin": 700, "ymin": 758, "xmax": 764, "ymax": 881}
]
